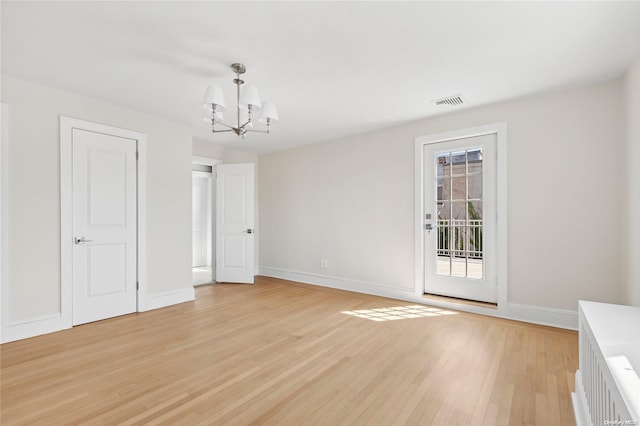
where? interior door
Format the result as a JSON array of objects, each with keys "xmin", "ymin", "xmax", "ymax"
[
  {"xmin": 192, "ymin": 172, "xmax": 212, "ymax": 268},
  {"xmin": 72, "ymin": 129, "xmax": 137, "ymax": 325},
  {"xmin": 423, "ymin": 133, "xmax": 497, "ymax": 303},
  {"xmin": 216, "ymin": 163, "xmax": 255, "ymax": 283}
]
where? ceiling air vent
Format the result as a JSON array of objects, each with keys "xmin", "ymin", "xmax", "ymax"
[{"xmin": 432, "ymin": 94, "xmax": 465, "ymax": 107}]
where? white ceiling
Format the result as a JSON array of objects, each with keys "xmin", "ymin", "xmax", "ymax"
[{"xmin": 2, "ymin": 1, "xmax": 639, "ymax": 154}]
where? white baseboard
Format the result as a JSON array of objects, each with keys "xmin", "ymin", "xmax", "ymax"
[
  {"xmin": 258, "ymin": 266, "xmax": 417, "ymax": 302},
  {"xmin": 138, "ymin": 287, "xmax": 195, "ymax": 312},
  {"xmin": 1, "ymin": 288, "xmax": 196, "ymax": 343},
  {"xmin": 1, "ymin": 313, "xmax": 70, "ymax": 344},
  {"xmin": 258, "ymin": 266, "xmax": 578, "ymax": 330},
  {"xmin": 508, "ymin": 303, "xmax": 578, "ymax": 330}
]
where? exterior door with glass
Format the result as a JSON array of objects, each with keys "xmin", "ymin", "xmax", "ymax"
[{"xmin": 423, "ymin": 134, "xmax": 497, "ymax": 303}]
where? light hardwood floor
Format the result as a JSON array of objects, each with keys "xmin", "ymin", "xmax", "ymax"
[{"xmin": 1, "ymin": 276, "xmax": 578, "ymax": 425}]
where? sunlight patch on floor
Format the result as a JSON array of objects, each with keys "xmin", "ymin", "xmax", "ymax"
[{"xmin": 341, "ymin": 305, "xmax": 458, "ymax": 322}]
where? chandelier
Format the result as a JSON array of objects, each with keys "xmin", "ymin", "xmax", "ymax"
[{"xmin": 202, "ymin": 63, "xmax": 278, "ymax": 137}]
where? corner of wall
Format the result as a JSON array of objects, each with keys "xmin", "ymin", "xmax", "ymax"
[
  {"xmin": 607, "ymin": 54, "xmax": 640, "ymax": 308},
  {"xmin": 623, "ymin": 55, "xmax": 640, "ymax": 306}
]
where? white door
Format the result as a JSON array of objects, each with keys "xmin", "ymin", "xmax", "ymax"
[
  {"xmin": 423, "ymin": 134, "xmax": 497, "ymax": 303},
  {"xmin": 216, "ymin": 163, "xmax": 255, "ymax": 283},
  {"xmin": 192, "ymin": 172, "xmax": 212, "ymax": 267},
  {"xmin": 72, "ymin": 129, "xmax": 137, "ymax": 325}
]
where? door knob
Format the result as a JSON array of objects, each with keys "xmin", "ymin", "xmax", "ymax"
[{"xmin": 74, "ymin": 236, "xmax": 94, "ymax": 244}]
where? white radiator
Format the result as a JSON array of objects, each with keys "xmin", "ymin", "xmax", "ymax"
[{"xmin": 572, "ymin": 301, "xmax": 640, "ymax": 426}]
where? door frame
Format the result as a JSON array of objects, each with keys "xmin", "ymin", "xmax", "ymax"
[
  {"xmin": 414, "ymin": 122, "xmax": 507, "ymax": 313},
  {"xmin": 60, "ymin": 117, "xmax": 147, "ymax": 327}
]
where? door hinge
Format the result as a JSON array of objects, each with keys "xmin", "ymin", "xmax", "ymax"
[
  {"xmin": 136, "ymin": 151, "xmax": 139, "ymax": 160},
  {"xmin": 136, "ymin": 281, "xmax": 139, "ymax": 290}
]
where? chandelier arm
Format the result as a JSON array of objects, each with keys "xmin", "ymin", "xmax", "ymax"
[
  {"xmin": 245, "ymin": 128, "xmax": 270, "ymax": 134},
  {"xmin": 211, "ymin": 128, "xmax": 234, "ymax": 134},
  {"xmin": 213, "ymin": 120, "xmax": 236, "ymax": 130},
  {"xmin": 239, "ymin": 119, "xmax": 253, "ymax": 130}
]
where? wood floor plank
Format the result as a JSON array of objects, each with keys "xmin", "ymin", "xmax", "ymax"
[{"xmin": 1, "ymin": 276, "xmax": 578, "ymax": 425}]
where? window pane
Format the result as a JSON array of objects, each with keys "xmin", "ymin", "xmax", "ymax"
[
  {"xmin": 451, "ymin": 257, "xmax": 466, "ymax": 277},
  {"xmin": 451, "ymin": 201, "xmax": 467, "ymax": 220},
  {"xmin": 468, "ymin": 174, "xmax": 482, "ymax": 199},
  {"xmin": 468, "ymin": 199, "xmax": 484, "ymax": 279},
  {"xmin": 437, "ymin": 177, "xmax": 448, "ymax": 201},
  {"xmin": 436, "ymin": 220, "xmax": 450, "ymax": 255},
  {"xmin": 467, "ymin": 148, "xmax": 483, "ymax": 174},
  {"xmin": 451, "ymin": 151, "xmax": 466, "ymax": 176},
  {"xmin": 468, "ymin": 228, "xmax": 482, "ymax": 257},
  {"xmin": 451, "ymin": 176, "xmax": 466, "ymax": 200},
  {"xmin": 437, "ymin": 201, "xmax": 450, "ymax": 221},
  {"xmin": 451, "ymin": 223, "xmax": 466, "ymax": 254},
  {"xmin": 436, "ymin": 203, "xmax": 451, "ymax": 277},
  {"xmin": 468, "ymin": 200, "xmax": 483, "ymax": 221},
  {"xmin": 468, "ymin": 258, "xmax": 483, "ymax": 279},
  {"xmin": 436, "ymin": 153, "xmax": 450, "ymax": 176},
  {"xmin": 437, "ymin": 256, "xmax": 451, "ymax": 276}
]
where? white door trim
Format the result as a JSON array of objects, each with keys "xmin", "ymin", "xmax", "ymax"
[
  {"xmin": 192, "ymin": 156, "xmax": 220, "ymax": 168},
  {"xmin": 414, "ymin": 122, "xmax": 508, "ymax": 315},
  {"xmin": 60, "ymin": 117, "xmax": 147, "ymax": 328},
  {"xmin": 1, "ymin": 103, "xmax": 9, "ymax": 342}
]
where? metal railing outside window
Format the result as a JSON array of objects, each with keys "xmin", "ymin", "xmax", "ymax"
[{"xmin": 436, "ymin": 219, "xmax": 483, "ymax": 259}]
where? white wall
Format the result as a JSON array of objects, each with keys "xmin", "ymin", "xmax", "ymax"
[
  {"xmin": 1, "ymin": 76, "xmax": 193, "ymax": 332},
  {"xmin": 623, "ymin": 56, "xmax": 640, "ymax": 307},
  {"xmin": 259, "ymin": 78, "xmax": 624, "ymax": 314},
  {"xmin": 192, "ymin": 138, "xmax": 259, "ymax": 165},
  {"xmin": 260, "ymin": 126, "xmax": 415, "ymax": 290}
]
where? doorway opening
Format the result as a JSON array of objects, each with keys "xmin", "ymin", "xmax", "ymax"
[{"xmin": 192, "ymin": 157, "xmax": 218, "ymax": 286}]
